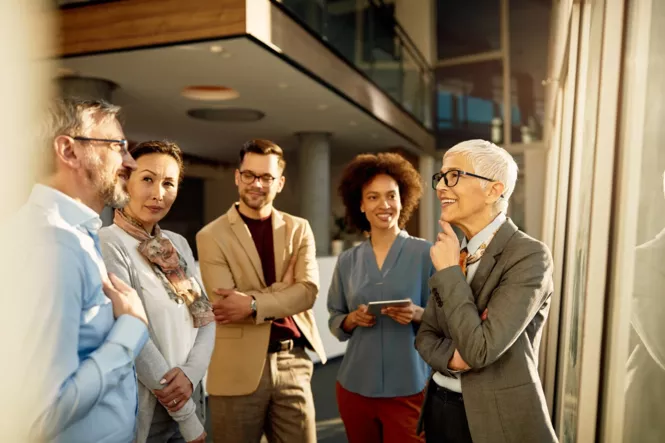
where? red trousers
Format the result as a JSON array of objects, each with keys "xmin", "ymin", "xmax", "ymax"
[{"xmin": 336, "ymin": 382, "xmax": 425, "ymax": 443}]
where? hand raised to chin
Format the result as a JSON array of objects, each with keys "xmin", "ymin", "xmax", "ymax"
[{"xmin": 430, "ymin": 219, "xmax": 461, "ymax": 271}]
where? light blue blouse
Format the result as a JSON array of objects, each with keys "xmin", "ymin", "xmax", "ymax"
[{"xmin": 328, "ymin": 231, "xmax": 434, "ymax": 398}]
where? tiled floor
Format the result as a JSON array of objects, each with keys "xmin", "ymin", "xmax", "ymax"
[{"xmin": 205, "ymin": 357, "xmax": 347, "ymax": 442}]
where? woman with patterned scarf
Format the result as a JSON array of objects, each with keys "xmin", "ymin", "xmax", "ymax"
[{"xmin": 99, "ymin": 141, "xmax": 214, "ymax": 443}]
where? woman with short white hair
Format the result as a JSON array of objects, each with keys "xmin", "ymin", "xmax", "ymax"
[{"xmin": 415, "ymin": 139, "xmax": 558, "ymax": 443}]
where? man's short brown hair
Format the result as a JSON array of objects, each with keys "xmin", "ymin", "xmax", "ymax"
[{"xmin": 239, "ymin": 139, "xmax": 286, "ymax": 171}]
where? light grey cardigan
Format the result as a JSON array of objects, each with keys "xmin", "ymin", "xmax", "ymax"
[{"xmin": 99, "ymin": 226, "xmax": 215, "ymax": 443}]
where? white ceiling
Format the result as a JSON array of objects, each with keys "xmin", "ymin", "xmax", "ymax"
[{"xmin": 60, "ymin": 37, "xmax": 419, "ymax": 162}]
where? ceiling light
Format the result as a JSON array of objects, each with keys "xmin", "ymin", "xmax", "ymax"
[
  {"xmin": 181, "ymin": 85, "xmax": 239, "ymax": 101},
  {"xmin": 278, "ymin": 83, "xmax": 289, "ymax": 89},
  {"xmin": 210, "ymin": 45, "xmax": 224, "ymax": 53},
  {"xmin": 317, "ymin": 104, "xmax": 329, "ymax": 111},
  {"xmin": 349, "ymin": 121, "xmax": 358, "ymax": 127},
  {"xmin": 187, "ymin": 108, "xmax": 265, "ymax": 122}
]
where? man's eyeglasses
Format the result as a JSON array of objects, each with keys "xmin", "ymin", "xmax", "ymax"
[
  {"xmin": 239, "ymin": 170, "xmax": 277, "ymax": 187},
  {"xmin": 432, "ymin": 169, "xmax": 497, "ymax": 190},
  {"xmin": 70, "ymin": 136, "xmax": 129, "ymax": 156}
]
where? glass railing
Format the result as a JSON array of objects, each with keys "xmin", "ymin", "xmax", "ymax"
[{"xmin": 275, "ymin": 0, "xmax": 434, "ymax": 129}]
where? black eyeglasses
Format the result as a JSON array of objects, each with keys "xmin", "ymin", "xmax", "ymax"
[
  {"xmin": 239, "ymin": 170, "xmax": 277, "ymax": 186},
  {"xmin": 70, "ymin": 136, "xmax": 129, "ymax": 156},
  {"xmin": 432, "ymin": 169, "xmax": 496, "ymax": 190}
]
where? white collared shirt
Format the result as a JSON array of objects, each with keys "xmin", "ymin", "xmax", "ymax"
[{"xmin": 432, "ymin": 212, "xmax": 507, "ymax": 392}]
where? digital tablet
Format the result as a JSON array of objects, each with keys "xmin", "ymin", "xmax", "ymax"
[{"xmin": 367, "ymin": 299, "xmax": 412, "ymax": 316}]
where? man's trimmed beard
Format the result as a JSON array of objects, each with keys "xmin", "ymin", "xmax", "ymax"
[
  {"xmin": 240, "ymin": 188, "xmax": 271, "ymax": 210},
  {"xmin": 84, "ymin": 155, "xmax": 130, "ymax": 209}
]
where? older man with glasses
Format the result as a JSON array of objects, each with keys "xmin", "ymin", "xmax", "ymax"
[
  {"xmin": 4, "ymin": 97, "xmax": 149, "ymax": 442},
  {"xmin": 415, "ymin": 139, "xmax": 558, "ymax": 443}
]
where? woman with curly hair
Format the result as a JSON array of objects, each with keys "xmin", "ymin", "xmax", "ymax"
[{"xmin": 327, "ymin": 152, "xmax": 434, "ymax": 443}]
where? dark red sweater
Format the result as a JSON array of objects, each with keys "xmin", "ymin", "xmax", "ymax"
[{"xmin": 238, "ymin": 210, "xmax": 301, "ymax": 343}]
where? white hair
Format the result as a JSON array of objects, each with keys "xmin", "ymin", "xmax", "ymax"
[{"xmin": 444, "ymin": 139, "xmax": 519, "ymax": 213}]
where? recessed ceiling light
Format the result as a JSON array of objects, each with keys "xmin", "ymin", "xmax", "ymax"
[
  {"xmin": 349, "ymin": 121, "xmax": 358, "ymax": 127},
  {"xmin": 317, "ymin": 104, "xmax": 329, "ymax": 111},
  {"xmin": 278, "ymin": 83, "xmax": 289, "ymax": 89},
  {"xmin": 181, "ymin": 85, "xmax": 239, "ymax": 101},
  {"xmin": 210, "ymin": 45, "xmax": 224, "ymax": 53},
  {"xmin": 187, "ymin": 108, "xmax": 265, "ymax": 122}
]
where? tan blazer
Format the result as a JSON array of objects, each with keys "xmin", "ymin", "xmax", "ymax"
[{"xmin": 196, "ymin": 205, "xmax": 326, "ymax": 396}]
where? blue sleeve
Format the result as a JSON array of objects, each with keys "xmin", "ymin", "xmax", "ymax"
[
  {"xmin": 32, "ymin": 242, "xmax": 148, "ymax": 441},
  {"xmin": 420, "ymin": 244, "xmax": 436, "ymax": 308},
  {"xmin": 327, "ymin": 259, "xmax": 352, "ymax": 342}
]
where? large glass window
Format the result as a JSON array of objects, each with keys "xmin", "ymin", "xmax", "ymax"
[
  {"xmin": 509, "ymin": 0, "xmax": 551, "ymax": 143},
  {"xmin": 436, "ymin": 0, "xmax": 501, "ymax": 59},
  {"xmin": 610, "ymin": 0, "xmax": 665, "ymax": 441},
  {"xmin": 279, "ymin": 0, "xmax": 434, "ymax": 127}
]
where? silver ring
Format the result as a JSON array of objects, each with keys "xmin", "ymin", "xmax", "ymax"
[{"xmin": 172, "ymin": 399, "xmax": 178, "ymax": 405}]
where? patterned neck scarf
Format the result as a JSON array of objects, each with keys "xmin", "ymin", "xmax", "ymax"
[
  {"xmin": 459, "ymin": 227, "xmax": 502, "ymax": 276},
  {"xmin": 114, "ymin": 209, "xmax": 214, "ymax": 328}
]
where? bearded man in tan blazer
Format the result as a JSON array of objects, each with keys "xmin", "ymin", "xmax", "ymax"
[{"xmin": 196, "ymin": 139, "xmax": 326, "ymax": 443}]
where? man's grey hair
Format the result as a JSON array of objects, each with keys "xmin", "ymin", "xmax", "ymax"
[
  {"xmin": 42, "ymin": 97, "xmax": 120, "ymax": 141},
  {"xmin": 40, "ymin": 97, "xmax": 120, "ymax": 172},
  {"xmin": 444, "ymin": 139, "xmax": 519, "ymax": 213}
]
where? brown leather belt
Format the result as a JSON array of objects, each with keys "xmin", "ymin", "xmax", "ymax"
[
  {"xmin": 267, "ymin": 338, "xmax": 308, "ymax": 353},
  {"xmin": 267, "ymin": 339, "xmax": 294, "ymax": 353}
]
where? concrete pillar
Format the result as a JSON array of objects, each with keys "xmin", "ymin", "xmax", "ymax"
[
  {"xmin": 419, "ymin": 154, "xmax": 437, "ymax": 242},
  {"xmin": 297, "ymin": 132, "xmax": 331, "ymax": 256},
  {"xmin": 524, "ymin": 144, "xmax": 547, "ymax": 240},
  {"xmin": 58, "ymin": 76, "xmax": 118, "ymax": 226}
]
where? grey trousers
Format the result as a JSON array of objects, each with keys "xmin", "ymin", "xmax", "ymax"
[{"xmin": 209, "ymin": 347, "xmax": 316, "ymax": 443}]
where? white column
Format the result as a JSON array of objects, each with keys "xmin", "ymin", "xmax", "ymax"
[
  {"xmin": 297, "ymin": 132, "xmax": 331, "ymax": 256},
  {"xmin": 523, "ymin": 143, "xmax": 547, "ymax": 240},
  {"xmin": 394, "ymin": 0, "xmax": 437, "ymax": 65},
  {"xmin": 419, "ymin": 154, "xmax": 437, "ymax": 242}
]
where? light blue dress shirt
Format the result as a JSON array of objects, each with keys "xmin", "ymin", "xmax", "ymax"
[
  {"xmin": 328, "ymin": 231, "xmax": 434, "ymax": 398},
  {"xmin": 15, "ymin": 185, "xmax": 149, "ymax": 443}
]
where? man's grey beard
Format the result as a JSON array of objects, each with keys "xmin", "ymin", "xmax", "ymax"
[
  {"xmin": 101, "ymin": 182, "xmax": 129, "ymax": 209},
  {"xmin": 85, "ymin": 165, "xmax": 129, "ymax": 209}
]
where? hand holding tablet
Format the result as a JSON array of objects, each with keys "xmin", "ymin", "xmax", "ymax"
[{"xmin": 366, "ymin": 299, "xmax": 412, "ymax": 317}]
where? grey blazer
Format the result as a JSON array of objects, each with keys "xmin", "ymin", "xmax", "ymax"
[
  {"xmin": 415, "ymin": 219, "xmax": 558, "ymax": 443},
  {"xmin": 99, "ymin": 226, "xmax": 215, "ymax": 443}
]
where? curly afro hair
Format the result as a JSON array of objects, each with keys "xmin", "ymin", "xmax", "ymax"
[{"xmin": 339, "ymin": 152, "xmax": 424, "ymax": 233}]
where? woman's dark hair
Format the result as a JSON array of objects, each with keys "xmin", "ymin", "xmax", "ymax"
[
  {"xmin": 129, "ymin": 140, "xmax": 185, "ymax": 183},
  {"xmin": 338, "ymin": 152, "xmax": 423, "ymax": 232}
]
